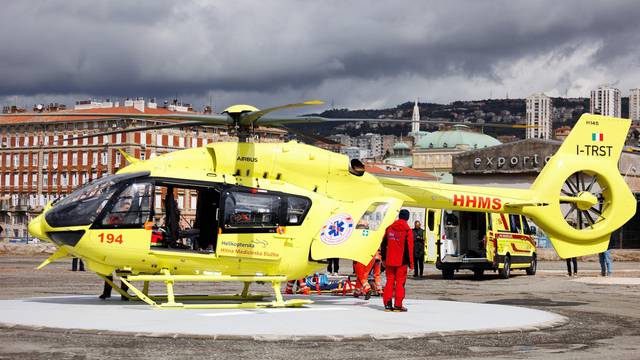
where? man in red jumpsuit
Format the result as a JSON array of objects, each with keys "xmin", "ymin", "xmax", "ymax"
[{"xmin": 381, "ymin": 209, "xmax": 414, "ymax": 312}]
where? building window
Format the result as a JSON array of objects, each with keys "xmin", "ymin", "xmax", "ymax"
[
  {"xmin": 31, "ymin": 173, "xmax": 37, "ymax": 187},
  {"xmin": 116, "ymin": 133, "xmax": 122, "ymax": 144},
  {"xmin": 62, "ymin": 153, "xmax": 68, "ymax": 166},
  {"xmin": 52, "ymin": 175, "xmax": 57, "ymax": 186},
  {"xmin": 4, "ymin": 173, "xmax": 9, "ymax": 187},
  {"xmin": 115, "ymin": 152, "xmax": 121, "ymax": 166},
  {"xmin": 43, "ymin": 173, "xmax": 48, "ymax": 187},
  {"xmin": 177, "ymin": 194, "xmax": 184, "ymax": 209},
  {"xmin": 32, "ymin": 154, "xmax": 37, "ymax": 167},
  {"xmin": 72, "ymin": 153, "xmax": 78, "ymax": 166},
  {"xmin": 190, "ymin": 194, "xmax": 197, "ymax": 210},
  {"xmin": 92, "ymin": 152, "xmax": 97, "ymax": 166},
  {"xmin": 83, "ymin": 135, "xmax": 88, "ymax": 145},
  {"xmin": 24, "ymin": 136, "xmax": 29, "ymax": 146},
  {"xmin": 52, "ymin": 153, "xmax": 58, "ymax": 168},
  {"xmin": 13, "ymin": 154, "xmax": 18, "ymax": 167},
  {"xmin": 156, "ymin": 134, "xmax": 162, "ymax": 146},
  {"xmin": 82, "ymin": 152, "xmax": 88, "ymax": 165},
  {"xmin": 103, "ymin": 135, "xmax": 108, "ymax": 144},
  {"xmin": 140, "ymin": 133, "xmax": 146, "ymax": 145},
  {"xmin": 101, "ymin": 152, "xmax": 107, "ymax": 165},
  {"xmin": 179, "ymin": 137, "xmax": 185, "ymax": 147},
  {"xmin": 73, "ymin": 136, "xmax": 78, "ymax": 146},
  {"xmin": 61, "ymin": 173, "xmax": 68, "ymax": 186},
  {"xmin": 23, "ymin": 173, "xmax": 27, "ymax": 184},
  {"xmin": 43, "ymin": 153, "xmax": 49, "ymax": 167}
]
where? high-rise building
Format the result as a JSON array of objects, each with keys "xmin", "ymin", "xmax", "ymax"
[
  {"xmin": 590, "ymin": 85, "xmax": 621, "ymax": 117},
  {"xmin": 630, "ymin": 88, "xmax": 640, "ymax": 123},
  {"xmin": 526, "ymin": 93, "xmax": 552, "ymax": 140}
]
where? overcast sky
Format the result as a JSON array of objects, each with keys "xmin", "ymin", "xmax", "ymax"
[{"xmin": 1, "ymin": 1, "xmax": 640, "ymax": 112}]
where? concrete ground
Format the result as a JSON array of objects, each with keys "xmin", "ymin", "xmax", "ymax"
[{"xmin": 0, "ymin": 256, "xmax": 639, "ymax": 359}]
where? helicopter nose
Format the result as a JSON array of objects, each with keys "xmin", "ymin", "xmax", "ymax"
[{"xmin": 28, "ymin": 214, "xmax": 49, "ymax": 241}]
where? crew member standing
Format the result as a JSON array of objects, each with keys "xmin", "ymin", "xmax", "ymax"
[
  {"xmin": 381, "ymin": 209, "xmax": 414, "ymax": 312},
  {"xmin": 413, "ymin": 220, "xmax": 425, "ymax": 278}
]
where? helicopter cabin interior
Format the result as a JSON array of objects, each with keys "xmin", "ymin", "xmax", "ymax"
[{"xmin": 146, "ymin": 180, "xmax": 311, "ymax": 253}]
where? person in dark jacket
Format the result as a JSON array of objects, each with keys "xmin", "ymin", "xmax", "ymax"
[
  {"xmin": 381, "ymin": 209, "xmax": 414, "ymax": 312},
  {"xmin": 412, "ymin": 221, "xmax": 425, "ymax": 278}
]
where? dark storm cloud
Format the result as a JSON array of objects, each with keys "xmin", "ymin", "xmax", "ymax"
[{"xmin": 1, "ymin": 0, "xmax": 640, "ymax": 108}]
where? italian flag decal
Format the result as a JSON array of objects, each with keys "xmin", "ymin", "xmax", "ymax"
[{"xmin": 592, "ymin": 133, "xmax": 604, "ymax": 142}]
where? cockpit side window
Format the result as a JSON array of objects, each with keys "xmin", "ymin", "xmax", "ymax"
[
  {"xmin": 45, "ymin": 176, "xmax": 119, "ymax": 227},
  {"xmin": 285, "ymin": 196, "xmax": 311, "ymax": 225},
  {"xmin": 97, "ymin": 182, "xmax": 153, "ymax": 228}
]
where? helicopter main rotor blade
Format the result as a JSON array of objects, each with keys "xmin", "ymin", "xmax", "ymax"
[
  {"xmin": 258, "ymin": 115, "xmax": 538, "ymax": 129},
  {"xmin": 58, "ymin": 120, "xmax": 209, "ymax": 142},
  {"xmin": 278, "ymin": 125, "xmax": 343, "ymax": 146},
  {"xmin": 0, "ymin": 111, "xmax": 232, "ymax": 125},
  {"xmin": 238, "ymin": 100, "xmax": 324, "ymax": 127}
]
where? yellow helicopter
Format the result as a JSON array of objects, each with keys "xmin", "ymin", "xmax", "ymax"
[{"xmin": 11, "ymin": 101, "xmax": 636, "ymax": 309}]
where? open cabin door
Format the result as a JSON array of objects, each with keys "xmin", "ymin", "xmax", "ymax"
[{"xmin": 310, "ymin": 198, "xmax": 403, "ymax": 264}]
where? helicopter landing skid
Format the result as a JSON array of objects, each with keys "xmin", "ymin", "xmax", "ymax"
[{"xmin": 98, "ymin": 271, "xmax": 313, "ymax": 309}]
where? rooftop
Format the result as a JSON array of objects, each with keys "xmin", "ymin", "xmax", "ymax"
[{"xmin": 365, "ymin": 162, "xmax": 439, "ymax": 181}]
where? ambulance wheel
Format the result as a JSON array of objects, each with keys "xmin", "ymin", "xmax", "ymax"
[
  {"xmin": 442, "ymin": 268, "xmax": 455, "ymax": 279},
  {"xmin": 526, "ymin": 254, "xmax": 537, "ymax": 275},
  {"xmin": 499, "ymin": 255, "xmax": 511, "ymax": 279},
  {"xmin": 473, "ymin": 269, "xmax": 484, "ymax": 279}
]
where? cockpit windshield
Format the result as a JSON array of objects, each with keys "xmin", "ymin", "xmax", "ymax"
[{"xmin": 45, "ymin": 172, "xmax": 149, "ymax": 227}]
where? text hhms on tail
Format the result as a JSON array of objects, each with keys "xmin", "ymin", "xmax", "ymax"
[{"xmin": 525, "ymin": 114, "xmax": 636, "ymax": 258}]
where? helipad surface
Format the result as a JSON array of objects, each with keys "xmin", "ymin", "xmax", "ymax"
[{"xmin": 0, "ymin": 295, "xmax": 567, "ymax": 340}]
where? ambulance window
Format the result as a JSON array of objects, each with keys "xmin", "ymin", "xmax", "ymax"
[
  {"xmin": 426, "ymin": 210, "xmax": 435, "ymax": 231},
  {"xmin": 223, "ymin": 191, "xmax": 281, "ymax": 228},
  {"xmin": 521, "ymin": 216, "xmax": 532, "ymax": 235},
  {"xmin": 285, "ymin": 196, "xmax": 311, "ymax": 225},
  {"xmin": 356, "ymin": 202, "xmax": 389, "ymax": 231},
  {"xmin": 99, "ymin": 182, "xmax": 153, "ymax": 228},
  {"xmin": 509, "ymin": 214, "xmax": 522, "ymax": 233}
]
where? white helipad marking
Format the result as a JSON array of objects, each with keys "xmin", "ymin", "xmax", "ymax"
[
  {"xmin": 199, "ymin": 307, "xmax": 348, "ymax": 317},
  {"xmin": 0, "ymin": 296, "xmax": 567, "ymax": 339}
]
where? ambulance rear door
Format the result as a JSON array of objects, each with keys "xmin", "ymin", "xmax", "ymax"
[{"xmin": 425, "ymin": 208, "xmax": 440, "ymax": 263}]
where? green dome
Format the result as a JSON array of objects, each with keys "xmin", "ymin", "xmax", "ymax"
[
  {"xmin": 393, "ymin": 142, "xmax": 410, "ymax": 150},
  {"xmin": 415, "ymin": 126, "xmax": 500, "ymax": 150}
]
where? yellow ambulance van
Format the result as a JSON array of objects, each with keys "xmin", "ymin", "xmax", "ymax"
[{"xmin": 423, "ymin": 209, "xmax": 537, "ymax": 279}]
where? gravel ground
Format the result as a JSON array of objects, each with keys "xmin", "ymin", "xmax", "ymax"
[{"xmin": 0, "ymin": 256, "xmax": 639, "ymax": 359}]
